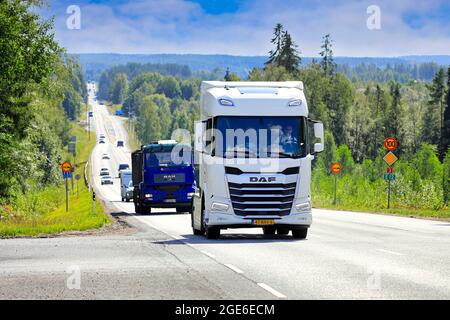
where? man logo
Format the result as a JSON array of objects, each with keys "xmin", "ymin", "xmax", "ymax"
[{"xmin": 250, "ymin": 177, "xmax": 276, "ymax": 183}]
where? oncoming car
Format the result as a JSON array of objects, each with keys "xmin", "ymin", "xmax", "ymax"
[{"xmin": 100, "ymin": 168, "xmax": 110, "ymax": 176}]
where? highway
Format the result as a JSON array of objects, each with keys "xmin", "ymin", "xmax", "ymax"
[
  {"xmin": 0, "ymin": 85, "xmax": 449, "ymax": 299},
  {"xmin": 87, "ymin": 84, "xmax": 450, "ymax": 299}
]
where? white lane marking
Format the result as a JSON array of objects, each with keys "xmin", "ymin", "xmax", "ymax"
[
  {"xmin": 182, "ymin": 241, "xmax": 195, "ymax": 248},
  {"xmin": 257, "ymin": 283, "xmax": 287, "ymax": 298},
  {"xmin": 376, "ymin": 249, "xmax": 404, "ymax": 256},
  {"xmin": 224, "ymin": 264, "xmax": 244, "ymax": 274},
  {"xmin": 200, "ymin": 251, "xmax": 216, "ymax": 259}
]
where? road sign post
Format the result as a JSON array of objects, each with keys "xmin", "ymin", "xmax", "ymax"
[
  {"xmin": 61, "ymin": 161, "xmax": 72, "ymax": 212},
  {"xmin": 383, "ymin": 137, "xmax": 398, "ymax": 209},
  {"xmin": 331, "ymin": 162, "xmax": 343, "ymax": 205}
]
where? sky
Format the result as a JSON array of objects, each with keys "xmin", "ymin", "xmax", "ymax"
[{"xmin": 41, "ymin": 0, "xmax": 450, "ymax": 57}]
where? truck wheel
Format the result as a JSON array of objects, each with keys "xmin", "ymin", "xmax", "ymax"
[
  {"xmin": 292, "ymin": 228, "xmax": 308, "ymax": 239},
  {"xmin": 191, "ymin": 208, "xmax": 204, "ymax": 235},
  {"xmin": 142, "ymin": 206, "xmax": 152, "ymax": 214},
  {"xmin": 206, "ymin": 226, "xmax": 220, "ymax": 239},
  {"xmin": 121, "ymin": 197, "xmax": 124, "ymax": 202},
  {"xmin": 134, "ymin": 203, "xmax": 141, "ymax": 214},
  {"xmin": 277, "ymin": 227, "xmax": 289, "ymax": 235},
  {"xmin": 263, "ymin": 226, "xmax": 276, "ymax": 235}
]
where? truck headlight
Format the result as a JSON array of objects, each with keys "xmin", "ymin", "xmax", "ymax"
[
  {"xmin": 211, "ymin": 202, "xmax": 229, "ymax": 211},
  {"xmin": 145, "ymin": 194, "xmax": 153, "ymax": 199},
  {"xmin": 295, "ymin": 201, "xmax": 311, "ymax": 212},
  {"xmin": 187, "ymin": 192, "xmax": 195, "ymax": 198}
]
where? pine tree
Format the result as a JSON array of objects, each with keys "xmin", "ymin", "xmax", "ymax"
[
  {"xmin": 443, "ymin": 66, "xmax": 450, "ymax": 157},
  {"xmin": 319, "ymin": 34, "xmax": 336, "ymax": 77},
  {"xmin": 388, "ymin": 83, "xmax": 402, "ymax": 138},
  {"xmin": 265, "ymin": 24, "xmax": 300, "ymax": 73},
  {"xmin": 424, "ymin": 68, "xmax": 446, "ymax": 158},
  {"xmin": 278, "ymin": 31, "xmax": 301, "ymax": 73},
  {"xmin": 265, "ymin": 23, "xmax": 284, "ymax": 66}
]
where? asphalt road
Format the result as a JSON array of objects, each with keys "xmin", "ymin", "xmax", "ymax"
[{"xmin": 1, "ymin": 84, "xmax": 449, "ymax": 299}]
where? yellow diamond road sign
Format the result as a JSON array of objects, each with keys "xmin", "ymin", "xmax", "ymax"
[{"xmin": 383, "ymin": 151, "xmax": 398, "ymax": 166}]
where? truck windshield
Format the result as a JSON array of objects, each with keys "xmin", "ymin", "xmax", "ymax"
[
  {"xmin": 214, "ymin": 116, "xmax": 306, "ymax": 158},
  {"xmin": 145, "ymin": 151, "xmax": 192, "ymax": 167}
]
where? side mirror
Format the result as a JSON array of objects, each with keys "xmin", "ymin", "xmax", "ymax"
[
  {"xmin": 313, "ymin": 122, "xmax": 324, "ymax": 153},
  {"xmin": 195, "ymin": 121, "xmax": 204, "ymax": 153}
]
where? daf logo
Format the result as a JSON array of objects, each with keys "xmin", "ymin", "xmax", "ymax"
[
  {"xmin": 164, "ymin": 174, "xmax": 176, "ymax": 181},
  {"xmin": 250, "ymin": 177, "xmax": 276, "ymax": 183}
]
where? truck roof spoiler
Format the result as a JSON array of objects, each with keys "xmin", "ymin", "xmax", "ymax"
[{"xmin": 201, "ymin": 81, "xmax": 304, "ymax": 91}]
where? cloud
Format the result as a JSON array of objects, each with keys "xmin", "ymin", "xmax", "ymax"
[{"xmin": 45, "ymin": 0, "xmax": 450, "ymax": 56}]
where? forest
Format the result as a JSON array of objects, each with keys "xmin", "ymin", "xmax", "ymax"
[
  {"xmin": 0, "ymin": 0, "xmax": 104, "ymax": 232},
  {"xmin": 97, "ymin": 24, "xmax": 450, "ymax": 216}
]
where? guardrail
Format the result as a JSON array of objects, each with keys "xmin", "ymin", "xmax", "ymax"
[{"xmin": 84, "ymin": 160, "xmax": 90, "ymax": 191}]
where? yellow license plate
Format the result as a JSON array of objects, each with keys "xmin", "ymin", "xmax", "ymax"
[{"xmin": 252, "ymin": 219, "xmax": 275, "ymax": 226}]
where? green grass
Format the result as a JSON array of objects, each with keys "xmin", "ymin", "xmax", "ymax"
[
  {"xmin": 312, "ymin": 172, "xmax": 450, "ymax": 220},
  {"xmin": 0, "ymin": 123, "xmax": 111, "ymax": 237}
]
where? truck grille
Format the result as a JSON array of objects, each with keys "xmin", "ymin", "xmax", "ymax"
[{"xmin": 228, "ymin": 182, "xmax": 296, "ymax": 216}]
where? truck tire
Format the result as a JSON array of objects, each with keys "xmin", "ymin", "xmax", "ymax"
[
  {"xmin": 263, "ymin": 226, "xmax": 276, "ymax": 235},
  {"xmin": 277, "ymin": 227, "xmax": 289, "ymax": 235},
  {"xmin": 142, "ymin": 206, "xmax": 151, "ymax": 214},
  {"xmin": 176, "ymin": 207, "xmax": 186, "ymax": 214},
  {"xmin": 191, "ymin": 207, "xmax": 204, "ymax": 235},
  {"xmin": 205, "ymin": 226, "xmax": 220, "ymax": 239},
  {"xmin": 292, "ymin": 228, "xmax": 308, "ymax": 239},
  {"xmin": 134, "ymin": 203, "xmax": 141, "ymax": 214}
]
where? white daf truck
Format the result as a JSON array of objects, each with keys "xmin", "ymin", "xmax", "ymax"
[{"xmin": 192, "ymin": 81, "xmax": 324, "ymax": 239}]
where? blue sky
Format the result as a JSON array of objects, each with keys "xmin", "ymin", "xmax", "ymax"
[{"xmin": 41, "ymin": 0, "xmax": 450, "ymax": 56}]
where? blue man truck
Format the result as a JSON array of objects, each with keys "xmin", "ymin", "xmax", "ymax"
[{"xmin": 131, "ymin": 140, "xmax": 195, "ymax": 214}]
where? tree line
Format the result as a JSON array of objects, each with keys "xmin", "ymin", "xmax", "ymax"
[
  {"xmin": 251, "ymin": 24, "xmax": 450, "ymax": 209},
  {"xmin": 98, "ymin": 23, "xmax": 450, "ymax": 210},
  {"xmin": 0, "ymin": 0, "xmax": 86, "ymax": 201}
]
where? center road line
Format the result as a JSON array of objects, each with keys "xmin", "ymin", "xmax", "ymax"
[
  {"xmin": 200, "ymin": 251, "xmax": 216, "ymax": 259},
  {"xmin": 224, "ymin": 264, "xmax": 244, "ymax": 274},
  {"xmin": 257, "ymin": 283, "xmax": 287, "ymax": 298},
  {"xmin": 376, "ymin": 248, "xmax": 404, "ymax": 256}
]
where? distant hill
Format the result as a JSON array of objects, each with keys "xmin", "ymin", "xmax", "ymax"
[{"xmin": 73, "ymin": 53, "xmax": 450, "ymax": 81}]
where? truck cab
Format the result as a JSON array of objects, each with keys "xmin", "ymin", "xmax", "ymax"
[
  {"xmin": 132, "ymin": 140, "xmax": 195, "ymax": 214},
  {"xmin": 192, "ymin": 81, "xmax": 324, "ymax": 239}
]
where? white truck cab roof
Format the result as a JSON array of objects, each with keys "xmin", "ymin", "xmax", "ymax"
[{"xmin": 200, "ymin": 81, "xmax": 308, "ymax": 119}]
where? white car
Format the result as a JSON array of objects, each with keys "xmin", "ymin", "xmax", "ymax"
[
  {"xmin": 100, "ymin": 168, "xmax": 110, "ymax": 176},
  {"xmin": 101, "ymin": 176, "xmax": 113, "ymax": 185},
  {"xmin": 102, "ymin": 153, "xmax": 110, "ymax": 160}
]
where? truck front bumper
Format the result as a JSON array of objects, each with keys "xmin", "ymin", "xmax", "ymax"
[
  {"xmin": 206, "ymin": 211, "xmax": 312, "ymax": 228},
  {"xmin": 142, "ymin": 201, "xmax": 192, "ymax": 209}
]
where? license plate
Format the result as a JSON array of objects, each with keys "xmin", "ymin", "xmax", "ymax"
[
  {"xmin": 252, "ymin": 219, "xmax": 275, "ymax": 226},
  {"xmin": 164, "ymin": 199, "xmax": 176, "ymax": 203}
]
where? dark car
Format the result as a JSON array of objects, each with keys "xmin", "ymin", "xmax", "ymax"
[{"xmin": 117, "ymin": 140, "xmax": 124, "ymax": 147}]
